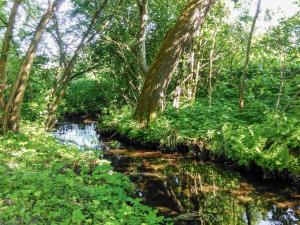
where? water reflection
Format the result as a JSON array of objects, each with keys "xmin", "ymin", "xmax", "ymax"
[
  {"xmin": 54, "ymin": 122, "xmax": 102, "ymax": 150},
  {"xmin": 55, "ymin": 122, "xmax": 300, "ymax": 225},
  {"xmin": 104, "ymin": 150, "xmax": 300, "ymax": 225}
]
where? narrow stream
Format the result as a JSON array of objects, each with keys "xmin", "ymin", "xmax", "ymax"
[{"xmin": 54, "ymin": 120, "xmax": 300, "ymax": 225}]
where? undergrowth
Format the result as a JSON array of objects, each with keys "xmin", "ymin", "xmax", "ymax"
[
  {"xmin": 100, "ymin": 102, "xmax": 300, "ymax": 177},
  {"xmin": 0, "ymin": 122, "xmax": 166, "ymax": 224}
]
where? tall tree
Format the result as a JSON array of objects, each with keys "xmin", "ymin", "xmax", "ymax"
[
  {"xmin": 0, "ymin": 0, "xmax": 21, "ymax": 114},
  {"xmin": 208, "ymin": 25, "xmax": 217, "ymax": 107},
  {"xmin": 136, "ymin": 0, "xmax": 148, "ymax": 75},
  {"xmin": 2, "ymin": 0, "xmax": 63, "ymax": 133},
  {"xmin": 239, "ymin": 0, "xmax": 262, "ymax": 109},
  {"xmin": 45, "ymin": 0, "xmax": 111, "ymax": 130},
  {"xmin": 134, "ymin": 0, "xmax": 217, "ymax": 122}
]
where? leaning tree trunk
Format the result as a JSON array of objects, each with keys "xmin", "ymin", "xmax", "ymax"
[
  {"xmin": 239, "ymin": 0, "xmax": 261, "ymax": 109},
  {"xmin": 2, "ymin": 0, "xmax": 63, "ymax": 133},
  {"xmin": 134, "ymin": 0, "xmax": 216, "ymax": 122},
  {"xmin": 45, "ymin": 0, "xmax": 109, "ymax": 131},
  {"xmin": 0, "ymin": 0, "xmax": 21, "ymax": 119},
  {"xmin": 45, "ymin": 68, "xmax": 72, "ymax": 130}
]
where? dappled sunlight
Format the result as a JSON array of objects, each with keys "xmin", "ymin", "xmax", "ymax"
[
  {"xmin": 0, "ymin": 122, "xmax": 165, "ymax": 223},
  {"xmin": 104, "ymin": 142, "xmax": 300, "ymax": 224},
  {"xmin": 0, "ymin": 0, "xmax": 298, "ymax": 223}
]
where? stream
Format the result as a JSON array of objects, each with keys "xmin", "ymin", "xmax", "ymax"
[{"xmin": 54, "ymin": 120, "xmax": 300, "ymax": 225}]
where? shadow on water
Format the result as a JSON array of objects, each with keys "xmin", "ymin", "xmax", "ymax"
[{"xmin": 54, "ymin": 120, "xmax": 300, "ymax": 225}]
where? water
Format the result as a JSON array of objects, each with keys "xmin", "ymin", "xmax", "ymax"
[
  {"xmin": 54, "ymin": 122, "xmax": 102, "ymax": 150},
  {"xmin": 54, "ymin": 121, "xmax": 300, "ymax": 225}
]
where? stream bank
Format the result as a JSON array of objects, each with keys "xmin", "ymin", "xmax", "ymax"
[
  {"xmin": 99, "ymin": 106, "xmax": 300, "ymax": 186},
  {"xmin": 55, "ymin": 119, "xmax": 300, "ymax": 225},
  {"xmin": 100, "ymin": 128, "xmax": 300, "ymax": 187}
]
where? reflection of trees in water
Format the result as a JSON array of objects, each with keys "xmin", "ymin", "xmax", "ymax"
[
  {"xmin": 164, "ymin": 160, "xmax": 298, "ymax": 225},
  {"xmin": 106, "ymin": 151, "xmax": 299, "ymax": 225},
  {"xmin": 267, "ymin": 205, "xmax": 299, "ymax": 225}
]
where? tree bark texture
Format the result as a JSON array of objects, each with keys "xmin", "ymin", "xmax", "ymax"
[
  {"xmin": 134, "ymin": 0, "xmax": 216, "ymax": 122},
  {"xmin": 2, "ymin": 0, "xmax": 63, "ymax": 133},
  {"xmin": 0, "ymin": 0, "xmax": 21, "ymax": 116},
  {"xmin": 137, "ymin": 0, "xmax": 148, "ymax": 75}
]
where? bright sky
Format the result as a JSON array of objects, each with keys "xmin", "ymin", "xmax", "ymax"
[
  {"xmin": 225, "ymin": 0, "xmax": 299, "ymax": 33},
  {"xmin": 1, "ymin": 0, "xmax": 298, "ymax": 59}
]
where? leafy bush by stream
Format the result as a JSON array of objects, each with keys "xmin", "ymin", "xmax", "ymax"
[
  {"xmin": 100, "ymin": 103, "xmax": 300, "ymax": 177},
  {"xmin": 0, "ymin": 122, "xmax": 165, "ymax": 224}
]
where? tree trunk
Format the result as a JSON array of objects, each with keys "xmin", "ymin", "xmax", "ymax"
[
  {"xmin": 134, "ymin": 0, "xmax": 216, "ymax": 122},
  {"xmin": 191, "ymin": 37, "xmax": 206, "ymax": 101},
  {"xmin": 173, "ymin": 85, "xmax": 181, "ymax": 109},
  {"xmin": 239, "ymin": 0, "xmax": 261, "ymax": 109},
  {"xmin": 45, "ymin": 0, "xmax": 110, "ymax": 130},
  {"xmin": 45, "ymin": 83, "xmax": 68, "ymax": 130},
  {"xmin": 192, "ymin": 60, "xmax": 201, "ymax": 100},
  {"xmin": 208, "ymin": 27, "xmax": 217, "ymax": 107},
  {"xmin": 45, "ymin": 69, "xmax": 71, "ymax": 130},
  {"xmin": 137, "ymin": 0, "xmax": 148, "ymax": 75},
  {"xmin": 2, "ymin": 0, "xmax": 63, "ymax": 133},
  {"xmin": 0, "ymin": 0, "xmax": 21, "ymax": 117},
  {"xmin": 275, "ymin": 52, "xmax": 285, "ymax": 111},
  {"xmin": 187, "ymin": 48, "xmax": 195, "ymax": 101}
]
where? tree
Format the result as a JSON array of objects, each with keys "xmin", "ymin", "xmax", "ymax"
[
  {"xmin": 1, "ymin": 0, "xmax": 63, "ymax": 133},
  {"xmin": 134, "ymin": 0, "xmax": 217, "ymax": 122},
  {"xmin": 0, "ymin": 0, "xmax": 21, "ymax": 117},
  {"xmin": 136, "ymin": 0, "xmax": 148, "ymax": 75},
  {"xmin": 208, "ymin": 25, "xmax": 217, "ymax": 107},
  {"xmin": 45, "ymin": 0, "xmax": 114, "ymax": 130},
  {"xmin": 239, "ymin": 0, "xmax": 262, "ymax": 109}
]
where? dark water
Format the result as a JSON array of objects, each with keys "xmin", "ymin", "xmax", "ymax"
[{"xmin": 54, "ymin": 121, "xmax": 300, "ymax": 225}]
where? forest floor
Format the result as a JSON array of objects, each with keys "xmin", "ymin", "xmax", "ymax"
[
  {"xmin": 100, "ymin": 101, "xmax": 300, "ymax": 184},
  {"xmin": 0, "ymin": 121, "xmax": 165, "ymax": 224}
]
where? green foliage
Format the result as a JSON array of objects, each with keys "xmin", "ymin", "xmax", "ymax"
[
  {"xmin": 101, "ymin": 106, "xmax": 174, "ymax": 146},
  {"xmin": 0, "ymin": 122, "xmax": 165, "ymax": 224},
  {"xmin": 100, "ymin": 103, "xmax": 300, "ymax": 176},
  {"xmin": 212, "ymin": 114, "xmax": 300, "ymax": 173},
  {"xmin": 61, "ymin": 78, "xmax": 114, "ymax": 115}
]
